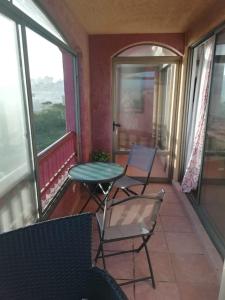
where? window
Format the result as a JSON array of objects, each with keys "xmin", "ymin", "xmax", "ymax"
[
  {"xmin": 0, "ymin": 13, "xmax": 38, "ymax": 232},
  {"xmin": 13, "ymin": 0, "xmax": 65, "ymax": 42},
  {"xmin": 183, "ymin": 28, "xmax": 225, "ymax": 257},
  {"xmin": 118, "ymin": 45, "xmax": 176, "ymax": 57},
  {"xmin": 26, "ymin": 28, "xmax": 66, "ymax": 152},
  {"xmin": 0, "ymin": 0, "xmax": 79, "ymax": 224},
  {"xmin": 196, "ymin": 30, "xmax": 225, "ymax": 256}
]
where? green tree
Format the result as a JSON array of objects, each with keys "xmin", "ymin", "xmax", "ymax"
[{"xmin": 34, "ymin": 103, "xmax": 66, "ymax": 152}]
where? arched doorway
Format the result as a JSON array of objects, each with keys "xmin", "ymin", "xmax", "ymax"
[{"xmin": 112, "ymin": 44, "xmax": 180, "ymax": 181}]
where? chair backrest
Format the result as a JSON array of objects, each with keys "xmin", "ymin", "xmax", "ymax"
[
  {"xmin": 101, "ymin": 190, "xmax": 165, "ymax": 239},
  {"xmin": 127, "ymin": 144, "xmax": 157, "ymax": 173},
  {"xmin": 0, "ymin": 213, "xmax": 92, "ymax": 300}
]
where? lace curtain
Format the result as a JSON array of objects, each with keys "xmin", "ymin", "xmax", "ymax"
[{"xmin": 182, "ymin": 37, "xmax": 215, "ymax": 193}]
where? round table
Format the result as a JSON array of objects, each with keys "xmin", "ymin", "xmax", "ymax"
[{"xmin": 68, "ymin": 162, "xmax": 124, "ymax": 212}]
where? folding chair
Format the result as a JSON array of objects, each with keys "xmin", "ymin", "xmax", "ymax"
[
  {"xmin": 113, "ymin": 144, "xmax": 157, "ymax": 198},
  {"xmin": 95, "ymin": 190, "xmax": 165, "ymax": 288}
]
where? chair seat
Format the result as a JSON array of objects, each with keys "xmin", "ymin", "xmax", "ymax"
[
  {"xmin": 96, "ymin": 196, "xmax": 157, "ymax": 241},
  {"xmin": 97, "ymin": 219, "xmax": 152, "ymax": 240},
  {"xmin": 114, "ymin": 175, "xmax": 144, "ymax": 189}
]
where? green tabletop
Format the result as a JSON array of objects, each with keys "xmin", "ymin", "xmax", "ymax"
[{"xmin": 68, "ymin": 162, "xmax": 124, "ymax": 183}]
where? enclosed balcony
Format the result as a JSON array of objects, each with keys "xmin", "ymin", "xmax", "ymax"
[{"xmin": 1, "ymin": 0, "xmax": 225, "ymax": 299}]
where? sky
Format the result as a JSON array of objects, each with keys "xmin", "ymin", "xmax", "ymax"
[{"xmin": 26, "ymin": 28, "xmax": 64, "ymax": 81}]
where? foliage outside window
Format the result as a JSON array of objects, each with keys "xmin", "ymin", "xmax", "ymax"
[{"xmin": 26, "ymin": 28, "xmax": 66, "ymax": 152}]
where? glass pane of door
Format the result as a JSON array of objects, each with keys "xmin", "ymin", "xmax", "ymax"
[
  {"xmin": 199, "ymin": 29, "xmax": 225, "ymax": 250},
  {"xmin": 113, "ymin": 61, "xmax": 178, "ymax": 179},
  {"xmin": 0, "ymin": 14, "xmax": 38, "ymax": 232}
]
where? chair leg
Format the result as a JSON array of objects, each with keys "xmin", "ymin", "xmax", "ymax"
[
  {"xmin": 112, "ymin": 188, "xmax": 119, "ymax": 198},
  {"xmin": 94, "ymin": 243, "xmax": 101, "ymax": 264},
  {"xmin": 122, "ymin": 188, "xmax": 130, "ymax": 196},
  {"xmin": 79, "ymin": 196, "xmax": 91, "ymax": 213},
  {"xmin": 141, "ymin": 185, "xmax": 147, "ymax": 195},
  {"xmin": 101, "ymin": 244, "xmax": 106, "ymax": 269},
  {"xmin": 143, "ymin": 239, "xmax": 156, "ymax": 289},
  {"xmin": 95, "ymin": 242, "xmax": 107, "ymax": 269}
]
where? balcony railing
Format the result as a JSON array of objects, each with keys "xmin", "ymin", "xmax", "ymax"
[{"xmin": 38, "ymin": 131, "xmax": 77, "ymax": 209}]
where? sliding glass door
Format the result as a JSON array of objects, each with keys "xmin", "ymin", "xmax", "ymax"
[
  {"xmin": 183, "ymin": 28, "xmax": 225, "ymax": 256},
  {"xmin": 199, "ymin": 29, "xmax": 225, "ymax": 253}
]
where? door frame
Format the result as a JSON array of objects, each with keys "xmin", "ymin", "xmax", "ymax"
[{"xmin": 111, "ymin": 55, "xmax": 181, "ymax": 182}]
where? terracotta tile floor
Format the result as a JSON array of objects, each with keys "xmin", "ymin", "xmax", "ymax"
[{"xmin": 52, "ymin": 182, "xmax": 221, "ymax": 299}]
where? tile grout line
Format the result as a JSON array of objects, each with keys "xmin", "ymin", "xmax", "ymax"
[
  {"xmin": 159, "ymin": 198, "xmax": 183, "ymax": 300},
  {"xmin": 132, "ymin": 239, "xmax": 136, "ymax": 300},
  {"xmin": 160, "ymin": 212, "xmax": 179, "ymax": 286}
]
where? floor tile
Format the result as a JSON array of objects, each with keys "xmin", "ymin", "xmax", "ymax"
[
  {"xmin": 153, "ymin": 282, "xmax": 181, "ymax": 300},
  {"xmin": 134, "ymin": 231, "xmax": 169, "ymax": 253},
  {"xmin": 102, "ymin": 252, "xmax": 134, "ymax": 281},
  {"xmin": 165, "ymin": 232, "xmax": 205, "ymax": 254},
  {"xmin": 161, "ymin": 216, "xmax": 193, "ymax": 233},
  {"xmin": 149, "ymin": 232, "xmax": 169, "ymax": 252},
  {"xmin": 103, "ymin": 239, "xmax": 134, "ymax": 252},
  {"xmin": 160, "ymin": 202, "xmax": 186, "ymax": 217},
  {"xmin": 171, "ymin": 253, "xmax": 218, "ymax": 284},
  {"xmin": 135, "ymin": 281, "xmax": 181, "ymax": 300},
  {"xmin": 147, "ymin": 184, "xmax": 175, "ymax": 194},
  {"xmin": 134, "ymin": 281, "xmax": 157, "ymax": 300},
  {"xmin": 164, "ymin": 191, "xmax": 181, "ymax": 203},
  {"xmin": 121, "ymin": 284, "xmax": 135, "ymax": 300},
  {"xmin": 135, "ymin": 251, "xmax": 176, "ymax": 282},
  {"xmin": 178, "ymin": 282, "xmax": 219, "ymax": 300},
  {"xmin": 155, "ymin": 216, "xmax": 163, "ymax": 232}
]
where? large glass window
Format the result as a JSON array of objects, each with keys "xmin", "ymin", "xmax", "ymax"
[
  {"xmin": 0, "ymin": 14, "xmax": 38, "ymax": 232},
  {"xmin": 26, "ymin": 28, "xmax": 66, "ymax": 152},
  {"xmin": 183, "ymin": 28, "xmax": 225, "ymax": 256},
  {"xmin": 199, "ymin": 29, "xmax": 225, "ymax": 254},
  {"xmin": 13, "ymin": 0, "xmax": 65, "ymax": 42},
  {"xmin": 0, "ymin": 0, "xmax": 78, "ymax": 223}
]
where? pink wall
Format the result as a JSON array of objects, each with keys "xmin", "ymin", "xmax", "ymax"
[
  {"xmin": 89, "ymin": 33, "xmax": 185, "ymax": 153},
  {"xmin": 39, "ymin": 0, "xmax": 92, "ymax": 161},
  {"xmin": 62, "ymin": 51, "xmax": 76, "ymax": 132}
]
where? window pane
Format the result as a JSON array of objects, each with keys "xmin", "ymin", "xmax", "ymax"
[
  {"xmin": 118, "ymin": 45, "xmax": 176, "ymax": 57},
  {"xmin": 0, "ymin": 14, "xmax": 29, "ymax": 188},
  {"xmin": 13, "ymin": 0, "xmax": 65, "ymax": 42},
  {"xmin": 199, "ymin": 29, "xmax": 225, "ymax": 250},
  {"xmin": 26, "ymin": 28, "xmax": 66, "ymax": 152},
  {"xmin": 0, "ymin": 14, "xmax": 38, "ymax": 232},
  {"xmin": 114, "ymin": 62, "xmax": 177, "ymax": 179}
]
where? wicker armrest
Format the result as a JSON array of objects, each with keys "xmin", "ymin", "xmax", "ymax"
[{"xmin": 88, "ymin": 267, "xmax": 128, "ymax": 300}]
